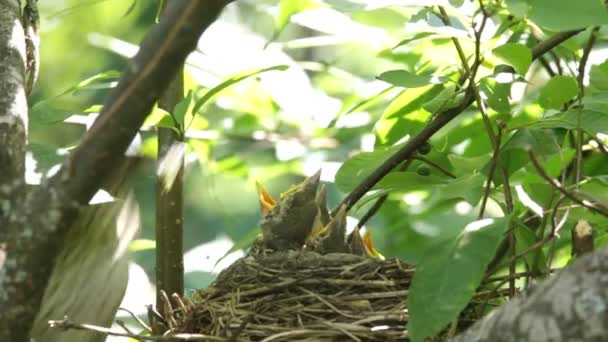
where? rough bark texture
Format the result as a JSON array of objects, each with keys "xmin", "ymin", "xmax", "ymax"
[
  {"xmin": 0, "ymin": 1, "xmax": 233, "ymax": 340},
  {"xmin": 0, "ymin": 0, "xmax": 27, "ymax": 196},
  {"xmin": 454, "ymin": 248, "xmax": 608, "ymax": 342}
]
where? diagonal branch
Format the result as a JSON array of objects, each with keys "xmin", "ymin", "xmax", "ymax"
[
  {"xmin": 0, "ymin": 1, "xmax": 233, "ymax": 340},
  {"xmin": 334, "ymin": 29, "xmax": 585, "ymax": 217}
]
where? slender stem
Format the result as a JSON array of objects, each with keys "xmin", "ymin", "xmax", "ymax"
[
  {"xmin": 528, "ymin": 150, "xmax": 608, "ymax": 217},
  {"xmin": 356, "ymin": 159, "xmax": 414, "ymax": 229},
  {"xmin": 335, "ymin": 29, "xmax": 587, "ymax": 216},
  {"xmin": 438, "ymin": 6, "xmax": 472, "ymax": 77},
  {"xmin": 155, "ymin": 65, "xmax": 185, "ymax": 334},
  {"xmin": 412, "ymin": 156, "xmax": 457, "ymax": 178}
]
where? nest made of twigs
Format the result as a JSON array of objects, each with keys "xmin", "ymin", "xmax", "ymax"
[{"xmin": 168, "ymin": 251, "xmax": 492, "ymax": 341}]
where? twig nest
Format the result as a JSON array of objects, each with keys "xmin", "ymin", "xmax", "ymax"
[{"xmin": 173, "ymin": 251, "xmax": 414, "ymax": 341}]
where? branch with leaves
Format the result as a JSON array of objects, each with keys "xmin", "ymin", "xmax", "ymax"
[{"xmin": 0, "ymin": 1, "xmax": 233, "ymax": 340}]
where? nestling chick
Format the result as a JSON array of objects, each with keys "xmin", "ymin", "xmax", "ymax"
[
  {"xmin": 349, "ymin": 227, "xmax": 384, "ymax": 259},
  {"xmin": 349, "ymin": 226, "xmax": 367, "ymax": 256},
  {"xmin": 307, "ymin": 205, "xmax": 349, "ymax": 254},
  {"xmin": 260, "ymin": 171, "xmax": 321, "ymax": 251}
]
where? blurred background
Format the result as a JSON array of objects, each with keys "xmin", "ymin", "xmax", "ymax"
[{"xmin": 29, "ymin": 0, "xmax": 608, "ymax": 339}]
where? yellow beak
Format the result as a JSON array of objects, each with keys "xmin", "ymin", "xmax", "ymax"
[
  {"xmin": 256, "ymin": 181, "xmax": 277, "ymax": 216},
  {"xmin": 362, "ymin": 230, "xmax": 384, "ymax": 260}
]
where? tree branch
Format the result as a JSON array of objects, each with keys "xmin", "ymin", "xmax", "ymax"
[
  {"xmin": 0, "ymin": 0, "xmax": 28, "ymax": 190},
  {"xmin": 0, "ymin": 1, "xmax": 233, "ymax": 340},
  {"xmin": 334, "ymin": 28, "xmax": 586, "ymax": 217},
  {"xmin": 155, "ymin": 1, "xmax": 185, "ymax": 327}
]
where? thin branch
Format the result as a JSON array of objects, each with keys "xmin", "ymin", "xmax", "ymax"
[
  {"xmin": 155, "ymin": 1, "xmax": 185, "ymax": 330},
  {"xmin": 334, "ymin": 29, "xmax": 587, "ymax": 216},
  {"xmin": 0, "ymin": 1, "xmax": 233, "ymax": 340},
  {"xmin": 532, "ymin": 30, "xmax": 583, "ymax": 60},
  {"xmin": 438, "ymin": 6, "xmax": 472, "ymax": 76},
  {"xmin": 528, "ymin": 150, "xmax": 608, "ymax": 217},
  {"xmin": 577, "ymin": 27, "xmax": 599, "ymax": 91},
  {"xmin": 412, "ymin": 156, "xmax": 457, "ymax": 178},
  {"xmin": 356, "ymin": 159, "xmax": 414, "ymax": 229},
  {"xmin": 478, "ymin": 126, "xmax": 502, "ymax": 219}
]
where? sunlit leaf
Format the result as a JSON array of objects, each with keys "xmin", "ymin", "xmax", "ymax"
[
  {"xmin": 408, "ymin": 217, "xmax": 510, "ymax": 342},
  {"xmin": 538, "ymin": 76, "xmax": 579, "ymax": 110},
  {"xmin": 190, "ymin": 65, "xmax": 289, "ymax": 124},
  {"xmin": 335, "ymin": 144, "xmax": 403, "ymax": 193},
  {"xmin": 62, "ymin": 70, "xmax": 121, "ymax": 96},
  {"xmin": 492, "ymin": 43, "xmax": 532, "ymax": 76},
  {"xmin": 589, "ymin": 62, "xmax": 608, "ymax": 91},
  {"xmin": 378, "ymin": 70, "xmax": 447, "ymax": 88},
  {"xmin": 129, "ymin": 239, "xmax": 156, "ymax": 252},
  {"xmin": 172, "ymin": 89, "xmax": 193, "ymax": 128},
  {"xmin": 422, "ymin": 85, "xmax": 459, "ymax": 113},
  {"xmin": 480, "ymin": 77, "xmax": 511, "ymax": 113},
  {"xmin": 376, "ymin": 172, "xmax": 447, "ymax": 192},
  {"xmin": 275, "ymin": 0, "xmax": 321, "ymax": 37},
  {"xmin": 394, "ymin": 32, "xmax": 436, "ymax": 49},
  {"xmin": 436, "ymin": 173, "xmax": 485, "ymax": 205},
  {"xmin": 528, "ymin": 0, "xmax": 608, "ymax": 31},
  {"xmin": 528, "ymin": 109, "xmax": 608, "ymax": 135}
]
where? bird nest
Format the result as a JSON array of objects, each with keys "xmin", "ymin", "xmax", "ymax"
[{"xmin": 168, "ymin": 251, "xmax": 487, "ymax": 341}]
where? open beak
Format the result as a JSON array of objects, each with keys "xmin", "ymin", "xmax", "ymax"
[
  {"xmin": 362, "ymin": 230, "xmax": 384, "ymax": 260},
  {"xmin": 256, "ymin": 181, "xmax": 276, "ymax": 216}
]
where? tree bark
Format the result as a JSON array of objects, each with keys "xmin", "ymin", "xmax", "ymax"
[
  {"xmin": 455, "ymin": 248, "xmax": 608, "ymax": 342},
  {"xmin": 0, "ymin": 1, "xmax": 233, "ymax": 340}
]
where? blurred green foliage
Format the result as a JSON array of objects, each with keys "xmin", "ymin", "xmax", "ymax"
[{"xmin": 30, "ymin": 1, "xmax": 608, "ymax": 340}]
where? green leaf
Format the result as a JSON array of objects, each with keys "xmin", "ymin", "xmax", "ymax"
[
  {"xmin": 479, "ymin": 77, "xmax": 512, "ymax": 113},
  {"xmin": 61, "ymin": 70, "xmax": 121, "ymax": 96},
  {"xmin": 448, "ymin": 154, "xmax": 491, "ymax": 173},
  {"xmin": 28, "ymin": 143, "xmax": 63, "ymax": 172},
  {"xmin": 449, "ymin": 0, "xmax": 464, "ymax": 6},
  {"xmin": 513, "ymin": 219, "xmax": 548, "ymax": 273},
  {"xmin": 377, "ymin": 86, "xmax": 442, "ymax": 145},
  {"xmin": 335, "ymin": 145, "xmax": 401, "ymax": 193},
  {"xmin": 505, "ymin": 0, "xmax": 530, "ymax": 18},
  {"xmin": 436, "ymin": 173, "xmax": 485, "ymax": 205},
  {"xmin": 408, "ymin": 217, "xmax": 510, "ymax": 342},
  {"xmin": 172, "ymin": 90, "xmax": 193, "ymax": 128},
  {"xmin": 528, "ymin": 0, "xmax": 608, "ymax": 31},
  {"xmin": 492, "ymin": 43, "xmax": 532, "ymax": 76},
  {"xmin": 376, "ymin": 172, "xmax": 447, "ymax": 192},
  {"xmin": 30, "ymin": 99, "xmax": 73, "ymax": 124},
  {"xmin": 531, "ymin": 109, "xmax": 608, "ymax": 135},
  {"xmin": 394, "ymin": 32, "xmax": 436, "ymax": 49},
  {"xmin": 423, "ymin": 85, "xmax": 459, "ymax": 113},
  {"xmin": 351, "ymin": 189, "xmax": 391, "ymax": 213},
  {"xmin": 129, "ymin": 239, "xmax": 156, "ymax": 252},
  {"xmin": 191, "ymin": 65, "xmax": 289, "ymax": 120},
  {"xmin": 378, "ymin": 70, "xmax": 447, "ymax": 88},
  {"xmin": 589, "ymin": 62, "xmax": 608, "ymax": 91},
  {"xmin": 144, "ymin": 105, "xmax": 179, "ymax": 131},
  {"xmin": 538, "ymin": 76, "xmax": 579, "ymax": 110},
  {"xmin": 275, "ymin": 0, "xmax": 321, "ymax": 37}
]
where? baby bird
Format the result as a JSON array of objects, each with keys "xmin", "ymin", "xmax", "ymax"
[
  {"xmin": 260, "ymin": 171, "xmax": 321, "ymax": 251},
  {"xmin": 307, "ymin": 205, "xmax": 349, "ymax": 254},
  {"xmin": 349, "ymin": 226, "xmax": 368, "ymax": 256},
  {"xmin": 349, "ymin": 227, "xmax": 384, "ymax": 259}
]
